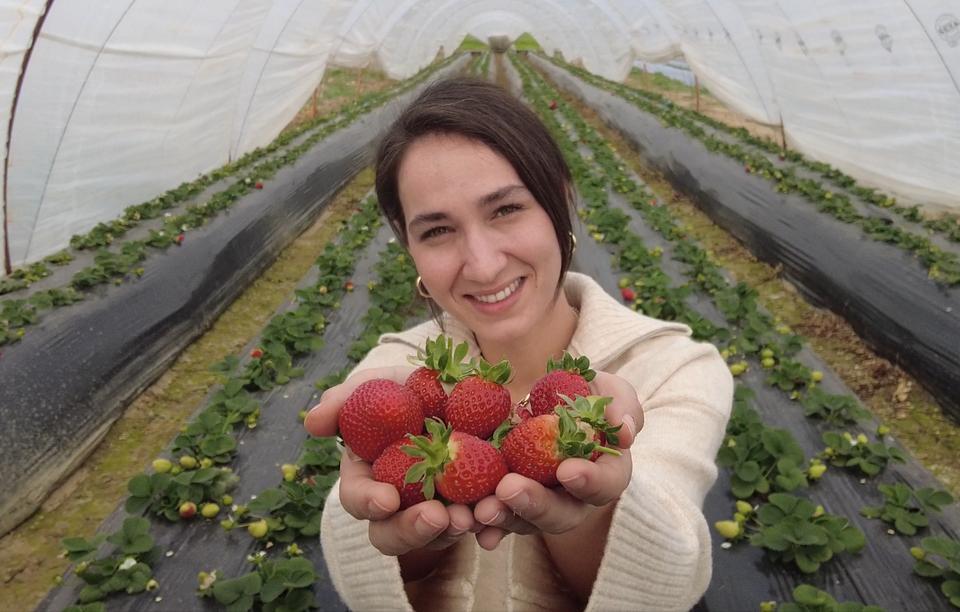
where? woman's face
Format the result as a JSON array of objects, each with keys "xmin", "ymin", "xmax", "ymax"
[{"xmin": 398, "ymin": 133, "xmax": 563, "ymax": 346}]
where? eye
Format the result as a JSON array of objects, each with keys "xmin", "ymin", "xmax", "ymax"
[
  {"xmin": 420, "ymin": 226, "xmax": 450, "ymax": 241},
  {"xmin": 494, "ymin": 203, "xmax": 523, "ymax": 218}
]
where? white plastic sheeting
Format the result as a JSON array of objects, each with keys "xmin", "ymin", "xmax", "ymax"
[{"xmin": 2, "ymin": 0, "xmax": 959, "ymax": 272}]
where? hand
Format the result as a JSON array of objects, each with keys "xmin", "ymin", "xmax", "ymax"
[
  {"xmin": 472, "ymin": 371, "xmax": 642, "ymax": 549},
  {"xmin": 304, "ymin": 367, "xmax": 479, "ymax": 556}
]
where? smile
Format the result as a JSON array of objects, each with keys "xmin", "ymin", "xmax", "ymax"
[{"xmin": 473, "ymin": 278, "xmax": 523, "ymax": 304}]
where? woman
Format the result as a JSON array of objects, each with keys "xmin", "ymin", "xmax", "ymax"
[{"xmin": 305, "ymin": 76, "xmax": 732, "ymax": 611}]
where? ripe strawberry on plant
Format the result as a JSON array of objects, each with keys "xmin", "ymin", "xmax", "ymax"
[
  {"xmin": 405, "ymin": 335, "xmax": 473, "ymax": 420},
  {"xmin": 403, "ymin": 419, "xmax": 508, "ymax": 505},
  {"xmin": 338, "ymin": 379, "xmax": 424, "ymax": 463},
  {"xmin": 527, "ymin": 352, "xmax": 595, "ymax": 418},
  {"xmin": 444, "ymin": 358, "xmax": 512, "ymax": 439},
  {"xmin": 372, "ymin": 438, "xmax": 427, "ymax": 509},
  {"xmin": 620, "ymin": 287, "xmax": 636, "ymax": 302},
  {"xmin": 500, "ymin": 395, "xmax": 621, "ymax": 487}
]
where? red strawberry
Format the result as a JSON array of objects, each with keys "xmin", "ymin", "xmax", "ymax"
[
  {"xmin": 445, "ymin": 358, "xmax": 512, "ymax": 439},
  {"xmin": 338, "ymin": 379, "xmax": 424, "ymax": 463},
  {"xmin": 254, "ymin": 181, "xmax": 264, "ymax": 189},
  {"xmin": 500, "ymin": 396, "xmax": 620, "ymax": 486},
  {"xmin": 250, "ymin": 347, "xmax": 263, "ymax": 359},
  {"xmin": 620, "ymin": 287, "xmax": 636, "ymax": 302},
  {"xmin": 405, "ymin": 335, "xmax": 472, "ymax": 420},
  {"xmin": 344, "ymin": 280, "xmax": 355, "ymax": 291},
  {"xmin": 176, "ymin": 233, "xmax": 185, "ymax": 245},
  {"xmin": 372, "ymin": 438, "xmax": 426, "ymax": 509},
  {"xmin": 528, "ymin": 352, "xmax": 595, "ymax": 417},
  {"xmin": 549, "ymin": 100, "xmax": 558, "ymax": 110},
  {"xmin": 404, "ymin": 420, "xmax": 507, "ymax": 505}
]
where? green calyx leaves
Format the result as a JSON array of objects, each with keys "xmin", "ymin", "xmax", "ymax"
[
  {"xmin": 409, "ymin": 334, "xmax": 473, "ymax": 384},
  {"xmin": 555, "ymin": 395, "xmax": 621, "ymax": 458},
  {"xmin": 546, "ymin": 352, "xmax": 596, "ymax": 382},
  {"xmin": 402, "ymin": 419, "xmax": 454, "ymax": 500},
  {"xmin": 474, "ymin": 357, "xmax": 512, "ymax": 386}
]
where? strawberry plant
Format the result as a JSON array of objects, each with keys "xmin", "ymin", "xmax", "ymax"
[
  {"xmin": 717, "ymin": 387, "xmax": 809, "ymax": 498},
  {"xmin": 912, "ymin": 536, "xmax": 960, "ymax": 608},
  {"xmin": 774, "ymin": 584, "xmax": 884, "ymax": 612},
  {"xmin": 747, "ymin": 493, "xmax": 866, "ymax": 573},
  {"xmin": 819, "ymin": 431, "xmax": 906, "ymax": 477},
  {"xmin": 860, "ymin": 483, "xmax": 953, "ymax": 535},
  {"xmin": 200, "ymin": 553, "xmax": 318, "ymax": 612},
  {"xmin": 60, "ymin": 517, "xmax": 160, "ymax": 606},
  {"xmin": 125, "ymin": 466, "xmax": 238, "ymax": 521},
  {"xmin": 801, "ymin": 387, "xmax": 871, "ymax": 425}
]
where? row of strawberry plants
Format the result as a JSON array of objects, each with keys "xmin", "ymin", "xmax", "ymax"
[
  {"xmin": 55, "ymin": 195, "xmax": 383, "ymax": 610},
  {"xmin": 624, "ymin": 67, "xmax": 960, "ymax": 246},
  {"xmin": 541, "ymin": 55, "xmax": 960, "ymax": 286},
  {"xmin": 0, "ymin": 54, "xmax": 463, "ymax": 347},
  {"xmin": 194, "ymin": 232, "xmax": 424, "ymax": 612},
  {"xmin": 517, "ymin": 55, "xmax": 959, "ymax": 608}
]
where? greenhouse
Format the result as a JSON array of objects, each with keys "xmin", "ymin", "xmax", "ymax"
[{"xmin": 1, "ymin": 2, "xmax": 959, "ymax": 611}]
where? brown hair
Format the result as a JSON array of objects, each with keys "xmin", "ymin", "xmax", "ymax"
[{"xmin": 374, "ymin": 76, "xmax": 576, "ymax": 306}]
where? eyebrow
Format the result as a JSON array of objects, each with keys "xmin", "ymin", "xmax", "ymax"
[{"xmin": 407, "ymin": 184, "xmax": 528, "ymax": 232}]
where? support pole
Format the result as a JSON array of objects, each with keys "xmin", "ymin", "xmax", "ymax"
[{"xmin": 779, "ymin": 118, "xmax": 787, "ymax": 152}]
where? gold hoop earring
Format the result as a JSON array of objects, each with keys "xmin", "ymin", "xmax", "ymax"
[
  {"xmin": 415, "ymin": 276, "xmax": 431, "ymax": 298},
  {"xmin": 569, "ymin": 231, "xmax": 577, "ymax": 254}
]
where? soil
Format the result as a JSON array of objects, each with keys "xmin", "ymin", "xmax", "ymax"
[
  {"xmin": 282, "ymin": 66, "xmax": 396, "ymax": 135},
  {"xmin": 0, "ymin": 169, "xmax": 376, "ymax": 611}
]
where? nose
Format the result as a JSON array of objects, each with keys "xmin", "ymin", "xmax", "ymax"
[{"xmin": 460, "ymin": 227, "xmax": 507, "ymax": 285}]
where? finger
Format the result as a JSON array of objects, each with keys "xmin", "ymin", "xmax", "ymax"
[
  {"xmin": 368, "ymin": 500, "xmax": 450, "ymax": 556},
  {"xmin": 590, "ymin": 371, "xmax": 643, "ymax": 448},
  {"xmin": 494, "ymin": 473, "xmax": 590, "ymax": 534},
  {"xmin": 337, "ymin": 448, "xmax": 400, "ymax": 520},
  {"xmin": 473, "ymin": 495, "xmax": 538, "ymax": 536},
  {"xmin": 556, "ymin": 453, "xmax": 632, "ymax": 507},
  {"xmin": 475, "ymin": 526, "xmax": 508, "ymax": 551},
  {"xmin": 423, "ymin": 503, "xmax": 476, "ymax": 551},
  {"xmin": 304, "ymin": 366, "xmax": 415, "ymax": 437}
]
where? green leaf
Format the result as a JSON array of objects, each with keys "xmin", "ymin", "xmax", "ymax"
[
  {"xmin": 128, "ymin": 474, "xmax": 152, "ymax": 498},
  {"xmin": 213, "ymin": 572, "xmax": 262, "ymax": 605}
]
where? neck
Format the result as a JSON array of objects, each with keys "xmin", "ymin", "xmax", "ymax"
[{"xmin": 474, "ymin": 288, "xmax": 579, "ymax": 403}]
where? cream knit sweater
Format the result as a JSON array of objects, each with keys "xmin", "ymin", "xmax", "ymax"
[{"xmin": 320, "ymin": 272, "xmax": 733, "ymax": 611}]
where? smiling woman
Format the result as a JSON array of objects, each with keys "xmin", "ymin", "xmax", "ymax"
[{"xmin": 304, "ymin": 77, "xmax": 733, "ymax": 611}]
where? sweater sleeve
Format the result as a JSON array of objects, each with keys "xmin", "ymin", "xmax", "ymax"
[{"xmin": 585, "ymin": 334, "xmax": 733, "ymax": 612}]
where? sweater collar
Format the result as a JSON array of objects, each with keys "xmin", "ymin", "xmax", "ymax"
[{"xmin": 438, "ymin": 272, "xmax": 689, "ymax": 370}]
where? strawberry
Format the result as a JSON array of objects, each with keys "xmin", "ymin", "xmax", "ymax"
[
  {"xmin": 528, "ymin": 352, "xmax": 595, "ymax": 417},
  {"xmin": 405, "ymin": 335, "xmax": 473, "ymax": 420},
  {"xmin": 549, "ymin": 100, "xmax": 558, "ymax": 110},
  {"xmin": 500, "ymin": 396, "xmax": 621, "ymax": 487},
  {"xmin": 176, "ymin": 233, "xmax": 185, "ymax": 245},
  {"xmin": 620, "ymin": 287, "xmax": 635, "ymax": 302},
  {"xmin": 250, "ymin": 347, "xmax": 263, "ymax": 359},
  {"xmin": 404, "ymin": 420, "xmax": 508, "ymax": 505},
  {"xmin": 179, "ymin": 501, "xmax": 197, "ymax": 520},
  {"xmin": 372, "ymin": 438, "xmax": 427, "ymax": 509},
  {"xmin": 254, "ymin": 181, "xmax": 264, "ymax": 189},
  {"xmin": 444, "ymin": 358, "xmax": 512, "ymax": 439},
  {"xmin": 344, "ymin": 280, "xmax": 355, "ymax": 291},
  {"xmin": 338, "ymin": 379, "xmax": 424, "ymax": 463}
]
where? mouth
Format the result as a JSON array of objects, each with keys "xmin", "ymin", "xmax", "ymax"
[{"xmin": 466, "ymin": 277, "xmax": 526, "ymax": 312}]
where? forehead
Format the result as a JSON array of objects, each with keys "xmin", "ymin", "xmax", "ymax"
[{"xmin": 397, "ymin": 133, "xmax": 523, "ymax": 216}]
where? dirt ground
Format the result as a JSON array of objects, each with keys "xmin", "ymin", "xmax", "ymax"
[{"xmin": 283, "ymin": 66, "xmax": 396, "ymax": 135}]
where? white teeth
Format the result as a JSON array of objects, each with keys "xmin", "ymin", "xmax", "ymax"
[{"xmin": 475, "ymin": 279, "xmax": 521, "ymax": 304}]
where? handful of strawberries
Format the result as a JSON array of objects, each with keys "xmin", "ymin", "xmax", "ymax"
[{"xmin": 337, "ymin": 335, "xmax": 622, "ymax": 509}]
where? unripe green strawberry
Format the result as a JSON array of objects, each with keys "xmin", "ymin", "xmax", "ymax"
[
  {"xmin": 761, "ymin": 357, "xmax": 775, "ymax": 369},
  {"xmin": 179, "ymin": 455, "xmax": 198, "ymax": 470},
  {"xmin": 221, "ymin": 494, "xmax": 233, "ymax": 506},
  {"xmin": 201, "ymin": 503, "xmax": 220, "ymax": 518},
  {"xmin": 761, "ymin": 348, "xmax": 774, "ymax": 359},
  {"xmin": 152, "ymin": 458, "xmax": 172, "ymax": 473},
  {"xmin": 808, "ymin": 463, "xmax": 827, "ymax": 479},
  {"xmin": 730, "ymin": 362, "xmax": 747, "ymax": 376},
  {"xmin": 877, "ymin": 424, "xmax": 890, "ymax": 437},
  {"xmin": 736, "ymin": 500, "xmax": 753, "ymax": 515},
  {"xmin": 910, "ymin": 546, "xmax": 925, "ymax": 560},
  {"xmin": 220, "ymin": 519, "xmax": 235, "ymax": 530},
  {"xmin": 247, "ymin": 519, "xmax": 268, "ymax": 539},
  {"xmin": 715, "ymin": 520, "xmax": 741, "ymax": 539},
  {"xmin": 281, "ymin": 464, "xmax": 298, "ymax": 482},
  {"xmin": 759, "ymin": 601, "xmax": 777, "ymax": 612},
  {"xmin": 811, "ymin": 370, "xmax": 824, "ymax": 382},
  {"xmin": 200, "ymin": 458, "xmax": 214, "ymax": 469}
]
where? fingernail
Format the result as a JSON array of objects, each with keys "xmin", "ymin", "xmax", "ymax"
[
  {"xmin": 415, "ymin": 514, "xmax": 443, "ymax": 537},
  {"xmin": 368, "ymin": 498, "xmax": 391, "ymax": 516},
  {"xmin": 558, "ymin": 474, "xmax": 584, "ymax": 489},
  {"xmin": 502, "ymin": 490, "xmax": 529, "ymax": 512},
  {"xmin": 480, "ymin": 511, "xmax": 503, "ymax": 526},
  {"xmin": 623, "ymin": 415, "xmax": 636, "ymax": 440}
]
